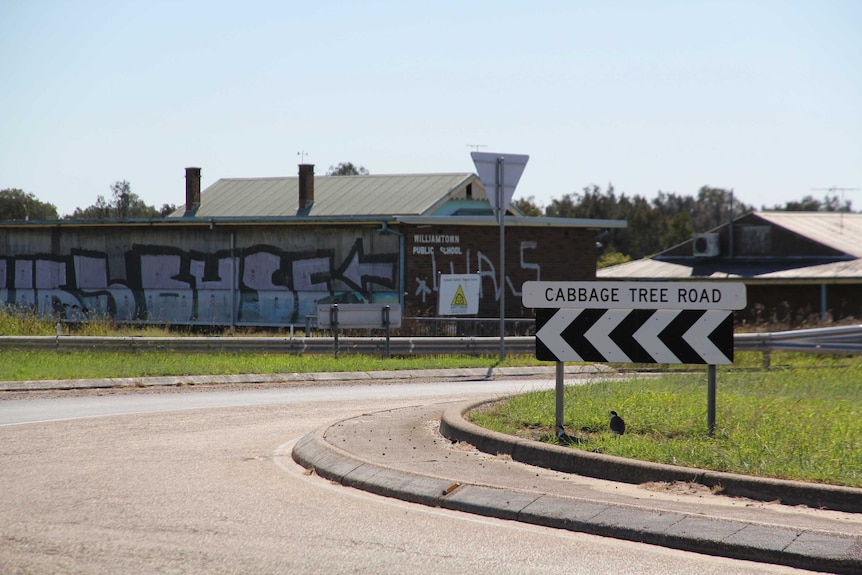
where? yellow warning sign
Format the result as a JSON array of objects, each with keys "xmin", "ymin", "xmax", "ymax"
[
  {"xmin": 438, "ymin": 274, "xmax": 480, "ymax": 315},
  {"xmin": 451, "ymin": 285, "xmax": 468, "ymax": 307}
]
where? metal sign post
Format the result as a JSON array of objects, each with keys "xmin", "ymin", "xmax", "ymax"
[
  {"xmin": 555, "ymin": 361, "xmax": 565, "ymax": 430},
  {"xmin": 471, "ymin": 152, "xmax": 529, "ymax": 362},
  {"xmin": 496, "ymin": 157, "xmax": 505, "ymax": 361},
  {"xmin": 708, "ymin": 364, "xmax": 717, "ymax": 436}
]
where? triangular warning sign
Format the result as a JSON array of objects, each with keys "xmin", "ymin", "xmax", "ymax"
[{"xmin": 451, "ymin": 285, "xmax": 468, "ymax": 307}]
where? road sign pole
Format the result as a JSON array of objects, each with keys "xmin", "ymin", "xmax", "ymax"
[
  {"xmin": 707, "ymin": 364, "xmax": 717, "ymax": 436},
  {"xmin": 471, "ymin": 151, "xmax": 528, "ymax": 362},
  {"xmin": 497, "ymin": 157, "xmax": 506, "ymax": 361},
  {"xmin": 555, "ymin": 361, "xmax": 564, "ymax": 430}
]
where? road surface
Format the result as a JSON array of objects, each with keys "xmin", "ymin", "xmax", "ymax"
[{"xmin": 0, "ymin": 379, "xmax": 819, "ymax": 574}]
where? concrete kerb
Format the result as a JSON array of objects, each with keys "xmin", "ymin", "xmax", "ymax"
[
  {"xmin": 439, "ymin": 398, "xmax": 862, "ymax": 514},
  {"xmin": 0, "ymin": 365, "xmax": 599, "ymax": 393},
  {"xmin": 292, "ymin": 406, "xmax": 862, "ymax": 575},
  {"xmin": 291, "ymin": 423, "xmax": 452, "ymax": 508}
]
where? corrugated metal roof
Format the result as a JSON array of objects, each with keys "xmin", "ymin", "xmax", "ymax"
[
  {"xmin": 182, "ymin": 173, "xmax": 485, "ymax": 218},
  {"xmin": 598, "ymin": 257, "xmax": 862, "ymax": 281},
  {"xmin": 755, "ymin": 212, "xmax": 862, "ymax": 257},
  {"xmin": 598, "ymin": 211, "xmax": 862, "ymax": 282},
  {"xmin": 598, "ymin": 258, "xmax": 699, "ymax": 279}
]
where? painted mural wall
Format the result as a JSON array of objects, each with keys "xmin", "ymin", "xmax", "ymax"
[
  {"xmin": 0, "ymin": 225, "xmax": 400, "ymax": 326},
  {"xmin": 0, "ymin": 223, "xmax": 596, "ymax": 325}
]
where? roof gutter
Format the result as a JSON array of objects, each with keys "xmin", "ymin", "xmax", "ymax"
[
  {"xmin": 394, "ymin": 215, "xmax": 628, "ymax": 228},
  {"xmin": 0, "ymin": 215, "xmax": 628, "ymax": 229}
]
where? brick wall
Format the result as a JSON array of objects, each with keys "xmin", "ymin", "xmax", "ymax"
[{"xmin": 403, "ymin": 224, "xmax": 596, "ymax": 317}]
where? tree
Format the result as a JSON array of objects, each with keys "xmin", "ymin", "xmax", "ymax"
[
  {"xmin": 546, "ymin": 184, "xmax": 622, "ymax": 220},
  {"xmin": 0, "ymin": 189, "xmax": 59, "ymax": 221},
  {"xmin": 326, "ymin": 162, "xmax": 369, "ymax": 176},
  {"xmin": 597, "ymin": 250, "xmax": 630, "ymax": 269},
  {"xmin": 543, "ymin": 184, "xmax": 658, "ymax": 258},
  {"xmin": 690, "ymin": 186, "xmax": 750, "ymax": 234},
  {"xmin": 67, "ymin": 180, "xmax": 167, "ymax": 220},
  {"xmin": 512, "ymin": 196, "xmax": 542, "ymax": 217},
  {"xmin": 541, "ymin": 183, "xmax": 753, "ymax": 261},
  {"xmin": 767, "ymin": 193, "xmax": 853, "ymax": 212},
  {"xmin": 662, "ymin": 211, "xmax": 694, "ymax": 248}
]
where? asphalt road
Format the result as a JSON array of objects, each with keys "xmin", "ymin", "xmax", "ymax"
[{"xmin": 0, "ymin": 379, "xmax": 819, "ymax": 574}]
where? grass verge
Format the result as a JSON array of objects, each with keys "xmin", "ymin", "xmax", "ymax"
[
  {"xmin": 469, "ymin": 353, "xmax": 862, "ymax": 487},
  {"xmin": 0, "ymin": 350, "xmax": 544, "ymax": 381}
]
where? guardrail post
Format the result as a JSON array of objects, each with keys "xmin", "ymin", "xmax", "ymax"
[
  {"xmin": 383, "ymin": 305, "xmax": 391, "ymax": 358},
  {"xmin": 330, "ymin": 304, "xmax": 339, "ymax": 358}
]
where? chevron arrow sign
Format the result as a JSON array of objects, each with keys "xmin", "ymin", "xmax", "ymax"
[{"xmin": 535, "ymin": 308, "xmax": 734, "ymax": 364}]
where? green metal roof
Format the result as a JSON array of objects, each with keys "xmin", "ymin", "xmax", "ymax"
[{"xmin": 176, "ymin": 172, "xmax": 491, "ymax": 218}]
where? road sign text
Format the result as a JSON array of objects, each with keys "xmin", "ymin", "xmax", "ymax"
[{"xmin": 523, "ymin": 281, "xmax": 747, "ymax": 310}]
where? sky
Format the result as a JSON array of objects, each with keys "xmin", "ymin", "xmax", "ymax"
[{"xmin": 1, "ymin": 0, "xmax": 860, "ymax": 217}]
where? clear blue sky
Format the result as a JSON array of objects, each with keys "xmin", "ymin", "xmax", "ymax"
[{"xmin": 2, "ymin": 0, "xmax": 860, "ymax": 217}]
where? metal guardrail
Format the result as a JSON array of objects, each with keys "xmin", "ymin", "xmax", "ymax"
[
  {"xmin": 2, "ymin": 325, "xmax": 861, "ymax": 357},
  {"xmin": 735, "ymin": 325, "xmax": 862, "ymax": 355},
  {"xmin": 0, "ymin": 335, "xmax": 536, "ymax": 356}
]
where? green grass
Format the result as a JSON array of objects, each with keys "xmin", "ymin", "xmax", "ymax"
[
  {"xmin": 0, "ymin": 307, "xmax": 547, "ymax": 380},
  {"xmin": 469, "ymin": 353, "xmax": 862, "ymax": 487},
  {"xmin": 0, "ymin": 349, "xmax": 544, "ymax": 381},
  {"xmin": 0, "ymin": 308, "xmax": 189, "ymax": 337}
]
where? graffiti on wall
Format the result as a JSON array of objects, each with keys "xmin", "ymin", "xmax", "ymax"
[
  {"xmin": 411, "ymin": 234, "xmax": 540, "ymax": 304},
  {"xmin": 0, "ymin": 238, "xmax": 398, "ymax": 325}
]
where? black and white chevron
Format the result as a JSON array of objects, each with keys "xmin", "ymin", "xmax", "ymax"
[{"xmin": 535, "ymin": 308, "xmax": 734, "ymax": 364}]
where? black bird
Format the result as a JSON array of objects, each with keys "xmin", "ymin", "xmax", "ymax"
[
  {"xmin": 556, "ymin": 425, "xmax": 573, "ymax": 444},
  {"xmin": 609, "ymin": 411, "xmax": 626, "ymax": 436}
]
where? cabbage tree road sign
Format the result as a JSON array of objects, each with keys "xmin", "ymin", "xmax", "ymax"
[
  {"xmin": 535, "ymin": 308, "xmax": 734, "ymax": 364},
  {"xmin": 522, "ymin": 281, "xmax": 747, "ymax": 310},
  {"xmin": 524, "ymin": 281, "xmax": 746, "ymax": 365}
]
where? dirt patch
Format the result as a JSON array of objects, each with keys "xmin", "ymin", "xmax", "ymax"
[{"xmin": 639, "ymin": 481, "xmax": 717, "ymax": 497}]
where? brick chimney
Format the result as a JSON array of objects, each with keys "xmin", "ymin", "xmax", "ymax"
[
  {"xmin": 298, "ymin": 164, "xmax": 315, "ymax": 211},
  {"xmin": 185, "ymin": 167, "xmax": 202, "ymax": 213}
]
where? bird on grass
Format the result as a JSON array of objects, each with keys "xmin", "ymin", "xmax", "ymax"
[
  {"xmin": 609, "ymin": 411, "xmax": 626, "ymax": 436},
  {"xmin": 556, "ymin": 425, "xmax": 572, "ymax": 444},
  {"xmin": 556, "ymin": 425, "xmax": 581, "ymax": 445}
]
